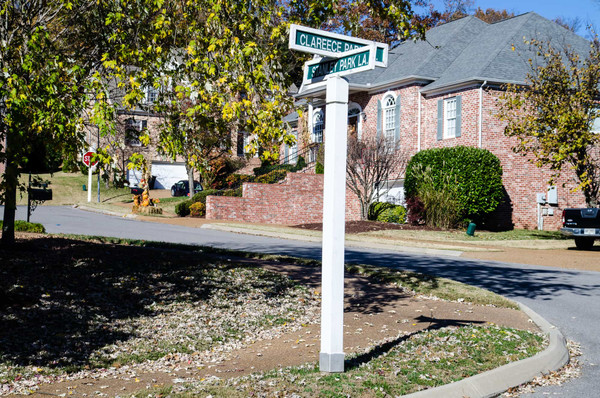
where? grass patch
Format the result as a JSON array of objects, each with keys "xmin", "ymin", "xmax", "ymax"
[
  {"xmin": 362, "ymin": 228, "xmax": 567, "ymax": 243},
  {"xmin": 140, "ymin": 325, "xmax": 545, "ymax": 398},
  {"xmin": 0, "ymin": 220, "xmax": 46, "ymax": 233},
  {"xmin": 16, "ymin": 172, "xmax": 131, "ymax": 206}
]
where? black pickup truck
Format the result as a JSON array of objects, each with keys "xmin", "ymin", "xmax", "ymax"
[{"xmin": 561, "ymin": 208, "xmax": 600, "ymax": 250}]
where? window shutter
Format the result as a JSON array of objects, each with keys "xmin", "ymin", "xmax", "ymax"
[
  {"xmin": 376, "ymin": 99, "xmax": 382, "ymax": 139},
  {"xmin": 284, "ymin": 145, "xmax": 289, "ymax": 163},
  {"xmin": 455, "ymin": 96, "xmax": 462, "ymax": 137},
  {"xmin": 437, "ymin": 100, "xmax": 443, "ymax": 141},
  {"xmin": 394, "ymin": 97, "xmax": 401, "ymax": 144}
]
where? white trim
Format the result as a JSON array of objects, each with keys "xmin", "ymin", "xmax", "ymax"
[
  {"xmin": 478, "ymin": 80, "xmax": 487, "ymax": 148},
  {"xmin": 382, "ymin": 92, "xmax": 397, "ymax": 143},
  {"xmin": 443, "ymin": 97, "xmax": 457, "ymax": 139},
  {"xmin": 312, "ymin": 108, "xmax": 324, "ymax": 143},
  {"xmin": 417, "ymin": 90, "xmax": 422, "ymax": 151}
]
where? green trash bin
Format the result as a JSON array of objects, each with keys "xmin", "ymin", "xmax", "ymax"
[{"xmin": 466, "ymin": 222, "xmax": 476, "ymax": 236}]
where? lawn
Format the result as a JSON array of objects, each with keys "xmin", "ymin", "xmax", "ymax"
[
  {"xmin": 0, "ymin": 233, "xmax": 545, "ymax": 396},
  {"xmin": 16, "ymin": 171, "xmax": 132, "ymax": 206}
]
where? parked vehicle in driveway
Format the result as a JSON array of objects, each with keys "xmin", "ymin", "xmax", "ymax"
[
  {"xmin": 171, "ymin": 180, "xmax": 203, "ymax": 197},
  {"xmin": 561, "ymin": 208, "xmax": 600, "ymax": 250}
]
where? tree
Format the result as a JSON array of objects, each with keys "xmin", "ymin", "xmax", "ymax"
[
  {"xmin": 474, "ymin": 7, "xmax": 515, "ymax": 24},
  {"xmin": 0, "ymin": 0, "xmax": 179, "ymax": 245},
  {"xmin": 0, "ymin": 1, "xmax": 92, "ymax": 244},
  {"xmin": 346, "ymin": 136, "xmax": 407, "ymax": 220},
  {"xmin": 497, "ymin": 38, "xmax": 600, "ymax": 206}
]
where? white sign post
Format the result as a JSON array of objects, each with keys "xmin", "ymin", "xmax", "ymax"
[
  {"xmin": 289, "ymin": 25, "xmax": 387, "ymax": 373},
  {"xmin": 320, "ymin": 75, "xmax": 348, "ymax": 372}
]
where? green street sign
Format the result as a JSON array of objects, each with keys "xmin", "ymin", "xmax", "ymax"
[
  {"xmin": 289, "ymin": 24, "xmax": 388, "ymax": 67},
  {"xmin": 303, "ymin": 45, "xmax": 376, "ymax": 85}
]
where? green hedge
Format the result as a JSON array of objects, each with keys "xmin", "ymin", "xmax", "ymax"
[
  {"xmin": 368, "ymin": 201, "xmax": 396, "ymax": 221},
  {"xmin": 379, "ymin": 206, "xmax": 406, "ymax": 224},
  {"xmin": 0, "ymin": 220, "xmax": 46, "ymax": 233},
  {"xmin": 404, "ymin": 146, "xmax": 503, "ymax": 223},
  {"xmin": 175, "ymin": 200, "xmax": 192, "ymax": 217}
]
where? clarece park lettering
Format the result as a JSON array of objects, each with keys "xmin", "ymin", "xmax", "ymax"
[
  {"xmin": 296, "ymin": 31, "xmax": 362, "ymax": 54},
  {"xmin": 308, "ymin": 49, "xmax": 371, "ymax": 80}
]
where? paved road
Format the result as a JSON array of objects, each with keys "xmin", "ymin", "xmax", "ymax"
[{"xmin": 3, "ymin": 205, "xmax": 600, "ymax": 397}]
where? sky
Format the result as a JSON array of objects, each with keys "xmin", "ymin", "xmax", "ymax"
[{"xmin": 426, "ymin": 0, "xmax": 600, "ymax": 37}]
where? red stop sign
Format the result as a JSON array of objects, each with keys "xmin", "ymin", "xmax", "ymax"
[{"xmin": 83, "ymin": 151, "xmax": 98, "ymax": 167}]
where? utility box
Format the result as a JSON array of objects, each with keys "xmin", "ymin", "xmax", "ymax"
[
  {"xmin": 547, "ymin": 186, "xmax": 558, "ymax": 205},
  {"xmin": 536, "ymin": 193, "xmax": 546, "ymax": 204}
]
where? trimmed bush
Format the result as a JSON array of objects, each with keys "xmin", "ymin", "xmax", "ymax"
[
  {"xmin": 189, "ymin": 202, "xmax": 206, "ymax": 217},
  {"xmin": 0, "ymin": 220, "xmax": 46, "ymax": 233},
  {"xmin": 368, "ymin": 201, "xmax": 396, "ymax": 221},
  {"xmin": 404, "ymin": 146, "xmax": 503, "ymax": 225},
  {"xmin": 191, "ymin": 189, "xmax": 221, "ymax": 205},
  {"xmin": 175, "ymin": 200, "xmax": 192, "ymax": 217},
  {"xmin": 378, "ymin": 205, "xmax": 406, "ymax": 224}
]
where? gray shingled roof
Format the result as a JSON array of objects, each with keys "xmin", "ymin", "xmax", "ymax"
[{"xmin": 301, "ymin": 12, "xmax": 591, "ymax": 96}]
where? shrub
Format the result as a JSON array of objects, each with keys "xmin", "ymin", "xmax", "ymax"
[
  {"xmin": 406, "ymin": 196, "xmax": 425, "ymax": 225},
  {"xmin": 191, "ymin": 189, "xmax": 221, "ymax": 204},
  {"xmin": 295, "ymin": 156, "xmax": 307, "ymax": 171},
  {"xmin": 253, "ymin": 163, "xmax": 294, "ymax": 177},
  {"xmin": 315, "ymin": 162, "xmax": 324, "ymax": 174},
  {"xmin": 222, "ymin": 187, "xmax": 243, "ymax": 197},
  {"xmin": 175, "ymin": 200, "xmax": 192, "ymax": 217},
  {"xmin": 378, "ymin": 205, "xmax": 406, "ymax": 224},
  {"xmin": 368, "ymin": 201, "xmax": 396, "ymax": 221},
  {"xmin": 226, "ymin": 173, "xmax": 254, "ymax": 189},
  {"xmin": 255, "ymin": 169, "xmax": 288, "ymax": 184},
  {"xmin": 404, "ymin": 146, "xmax": 503, "ymax": 225},
  {"xmin": 0, "ymin": 220, "xmax": 46, "ymax": 233},
  {"xmin": 189, "ymin": 202, "xmax": 206, "ymax": 217}
]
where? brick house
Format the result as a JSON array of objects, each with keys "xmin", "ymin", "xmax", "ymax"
[{"xmin": 280, "ymin": 12, "xmax": 593, "ymax": 230}]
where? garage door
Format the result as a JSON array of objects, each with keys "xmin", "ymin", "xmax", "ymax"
[
  {"xmin": 127, "ymin": 162, "xmax": 188, "ymax": 189},
  {"xmin": 150, "ymin": 162, "xmax": 188, "ymax": 189}
]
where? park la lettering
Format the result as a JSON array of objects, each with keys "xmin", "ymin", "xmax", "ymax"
[
  {"xmin": 311, "ymin": 52, "xmax": 369, "ymax": 79},
  {"xmin": 297, "ymin": 32, "xmax": 361, "ymax": 53}
]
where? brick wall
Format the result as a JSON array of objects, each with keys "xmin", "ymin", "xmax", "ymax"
[{"xmin": 206, "ymin": 172, "xmax": 362, "ymax": 224}]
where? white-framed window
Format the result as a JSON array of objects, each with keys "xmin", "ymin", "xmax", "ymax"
[
  {"xmin": 444, "ymin": 97, "xmax": 457, "ymax": 138},
  {"xmin": 125, "ymin": 118, "xmax": 147, "ymax": 146},
  {"xmin": 146, "ymin": 87, "xmax": 158, "ymax": 104},
  {"xmin": 348, "ymin": 103, "xmax": 362, "ymax": 139},
  {"xmin": 312, "ymin": 109, "xmax": 324, "ymax": 143},
  {"xmin": 383, "ymin": 95, "xmax": 396, "ymax": 143}
]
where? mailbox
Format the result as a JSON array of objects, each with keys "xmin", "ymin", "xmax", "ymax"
[{"xmin": 29, "ymin": 188, "xmax": 52, "ymax": 201}]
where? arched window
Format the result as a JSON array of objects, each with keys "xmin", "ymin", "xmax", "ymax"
[
  {"xmin": 348, "ymin": 103, "xmax": 362, "ymax": 139},
  {"xmin": 383, "ymin": 95, "xmax": 396, "ymax": 142},
  {"xmin": 312, "ymin": 109, "xmax": 324, "ymax": 143}
]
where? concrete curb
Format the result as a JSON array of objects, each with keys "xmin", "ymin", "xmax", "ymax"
[
  {"xmin": 74, "ymin": 205, "xmax": 137, "ymax": 219},
  {"xmin": 201, "ymin": 223, "xmax": 465, "ymax": 257},
  {"xmin": 401, "ymin": 302, "xmax": 569, "ymax": 398}
]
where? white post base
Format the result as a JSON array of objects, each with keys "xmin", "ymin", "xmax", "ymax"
[
  {"xmin": 319, "ymin": 76, "xmax": 349, "ymax": 373},
  {"xmin": 320, "ymin": 352, "xmax": 345, "ymax": 372}
]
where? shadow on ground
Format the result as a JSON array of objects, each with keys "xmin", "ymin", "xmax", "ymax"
[{"xmin": 0, "ymin": 237, "xmax": 298, "ymax": 370}]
